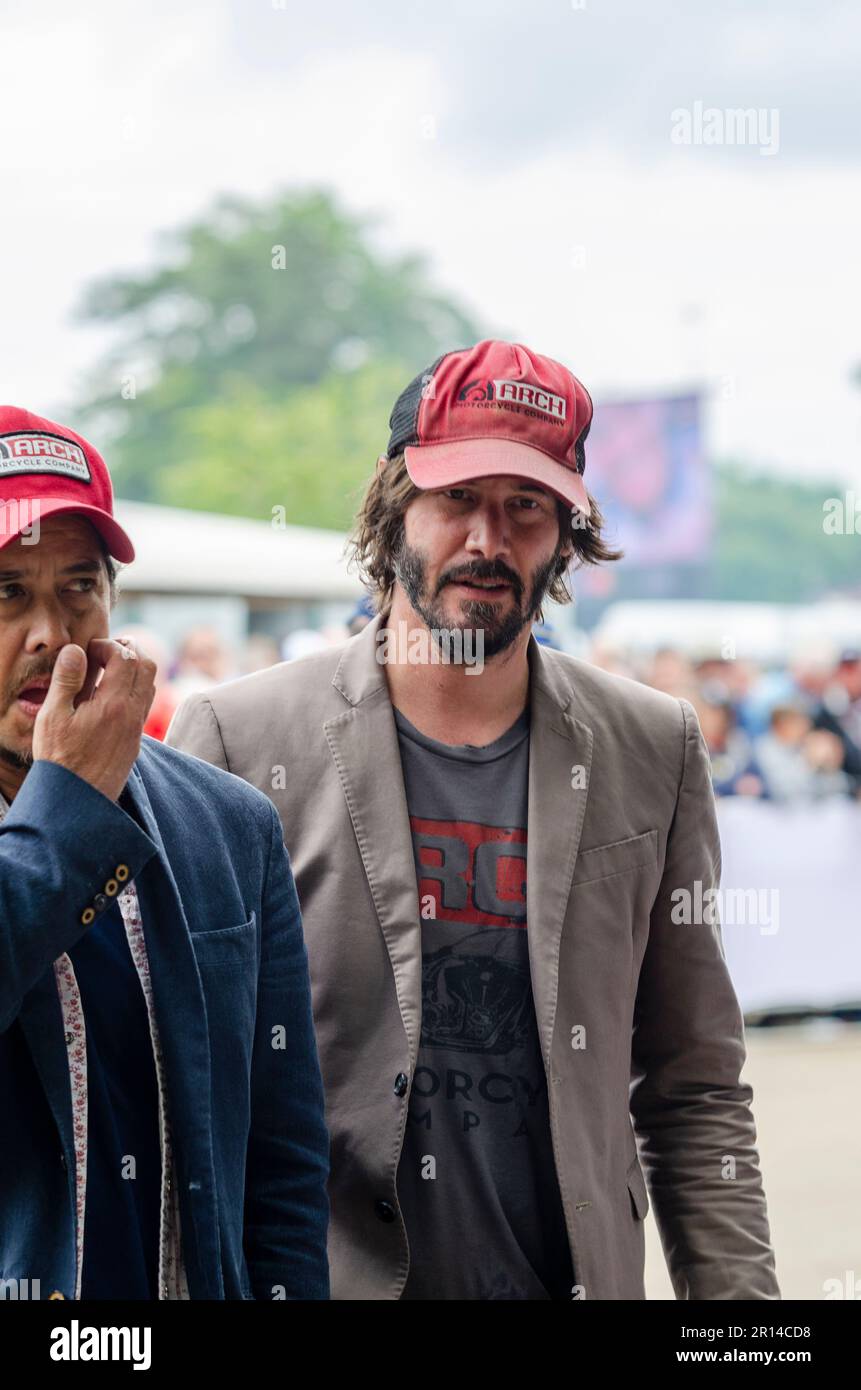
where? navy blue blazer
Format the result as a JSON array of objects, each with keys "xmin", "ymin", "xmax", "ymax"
[{"xmin": 0, "ymin": 736, "xmax": 330, "ymax": 1300}]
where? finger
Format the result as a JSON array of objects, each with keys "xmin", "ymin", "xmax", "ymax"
[
  {"xmin": 109, "ymin": 641, "xmax": 159, "ymax": 714},
  {"xmin": 85, "ymin": 637, "xmax": 133, "ymax": 668},
  {"xmin": 74, "ymin": 645, "xmax": 107, "ymax": 707},
  {"xmin": 141, "ymin": 680, "xmax": 157, "ymax": 723},
  {"xmin": 117, "ymin": 637, "xmax": 160, "ymax": 710},
  {"xmin": 39, "ymin": 645, "xmax": 88, "ymax": 718},
  {"xmin": 82, "ymin": 636, "xmax": 143, "ymax": 704},
  {"xmin": 114, "ymin": 636, "xmax": 142, "ymax": 699},
  {"xmin": 86, "ymin": 638, "xmax": 142, "ymax": 697},
  {"xmin": 71, "ymin": 637, "xmax": 116, "ymax": 708}
]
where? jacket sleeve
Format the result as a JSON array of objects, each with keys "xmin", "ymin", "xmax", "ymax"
[
  {"xmin": 164, "ymin": 695, "xmax": 230, "ymax": 772},
  {"xmin": 243, "ymin": 799, "xmax": 331, "ymax": 1300},
  {"xmin": 629, "ymin": 698, "xmax": 781, "ymax": 1300},
  {"xmin": 0, "ymin": 760, "xmax": 158, "ymax": 1033}
]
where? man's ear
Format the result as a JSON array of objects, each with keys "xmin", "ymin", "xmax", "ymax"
[{"xmin": 376, "ymin": 453, "xmax": 388, "ymax": 474}]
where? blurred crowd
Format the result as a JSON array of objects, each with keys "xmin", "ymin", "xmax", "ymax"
[
  {"xmin": 125, "ymin": 603, "xmax": 861, "ymax": 805},
  {"xmin": 591, "ymin": 641, "xmax": 861, "ymax": 803}
]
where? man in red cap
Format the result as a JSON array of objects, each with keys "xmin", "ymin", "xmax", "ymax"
[
  {"xmin": 168, "ymin": 341, "xmax": 779, "ymax": 1301},
  {"xmin": 0, "ymin": 408, "xmax": 330, "ymax": 1301}
]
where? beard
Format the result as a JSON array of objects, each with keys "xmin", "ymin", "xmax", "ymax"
[
  {"xmin": 0, "ymin": 742, "xmax": 32, "ymax": 773},
  {"xmin": 393, "ymin": 536, "xmax": 564, "ymax": 660}
]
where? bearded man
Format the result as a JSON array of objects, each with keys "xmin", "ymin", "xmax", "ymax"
[{"xmin": 167, "ymin": 340, "xmax": 779, "ymax": 1302}]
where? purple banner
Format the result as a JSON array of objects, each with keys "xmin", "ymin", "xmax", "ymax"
[{"xmin": 585, "ymin": 393, "xmax": 711, "ymax": 567}]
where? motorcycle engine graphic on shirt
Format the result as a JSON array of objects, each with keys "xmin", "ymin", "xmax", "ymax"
[{"xmin": 410, "ymin": 816, "xmax": 534, "ymax": 1056}]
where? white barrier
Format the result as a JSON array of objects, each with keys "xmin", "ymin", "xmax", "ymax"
[{"xmin": 714, "ymin": 797, "xmax": 861, "ymax": 1015}]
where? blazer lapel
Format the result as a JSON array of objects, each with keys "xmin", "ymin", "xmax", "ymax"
[
  {"xmin": 325, "ymin": 615, "xmax": 424, "ymax": 1061},
  {"xmin": 326, "ymin": 616, "xmax": 597, "ymax": 1071},
  {"xmin": 525, "ymin": 636, "xmax": 594, "ymax": 1066},
  {"xmin": 17, "ymin": 973, "xmax": 77, "ymax": 1198},
  {"xmin": 122, "ymin": 761, "xmax": 223, "ymax": 1298}
]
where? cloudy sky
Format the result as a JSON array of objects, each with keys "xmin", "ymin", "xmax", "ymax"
[{"xmin": 2, "ymin": 0, "xmax": 860, "ymax": 484}]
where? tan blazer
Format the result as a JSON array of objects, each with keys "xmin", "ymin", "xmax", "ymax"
[{"xmin": 166, "ymin": 612, "xmax": 780, "ymax": 1301}]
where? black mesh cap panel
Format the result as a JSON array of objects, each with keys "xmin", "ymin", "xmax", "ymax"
[
  {"xmin": 574, "ymin": 418, "xmax": 590, "ymax": 476},
  {"xmin": 386, "ymin": 351, "xmax": 449, "ymax": 458}
]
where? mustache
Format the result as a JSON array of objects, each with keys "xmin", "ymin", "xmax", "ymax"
[
  {"xmin": 12, "ymin": 659, "xmax": 55, "ymax": 692},
  {"xmin": 1, "ymin": 658, "xmax": 56, "ymax": 711},
  {"xmin": 438, "ymin": 563, "xmax": 523, "ymax": 599},
  {"xmin": 17, "ymin": 659, "xmax": 55, "ymax": 684}
]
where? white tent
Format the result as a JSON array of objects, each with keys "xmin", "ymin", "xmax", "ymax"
[
  {"xmin": 113, "ymin": 500, "xmax": 362, "ymax": 601},
  {"xmin": 592, "ymin": 599, "xmax": 861, "ymax": 663}
]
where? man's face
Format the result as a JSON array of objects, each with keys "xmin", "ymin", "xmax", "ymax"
[
  {"xmin": 393, "ymin": 475, "xmax": 571, "ymax": 658},
  {"xmin": 0, "ymin": 515, "xmax": 111, "ymax": 776}
]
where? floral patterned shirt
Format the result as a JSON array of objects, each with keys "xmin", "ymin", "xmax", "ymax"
[{"xmin": 0, "ymin": 786, "xmax": 190, "ymax": 1299}]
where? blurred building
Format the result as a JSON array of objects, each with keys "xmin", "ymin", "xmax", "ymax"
[{"xmin": 110, "ymin": 500, "xmax": 363, "ymax": 651}]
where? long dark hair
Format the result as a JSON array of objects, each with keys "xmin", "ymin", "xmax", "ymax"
[{"xmin": 347, "ymin": 451, "xmax": 624, "ymax": 614}]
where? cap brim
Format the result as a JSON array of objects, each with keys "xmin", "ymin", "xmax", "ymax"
[
  {"xmin": 404, "ymin": 437, "xmax": 591, "ymax": 518},
  {"xmin": 0, "ymin": 500, "xmax": 135, "ymax": 562}
]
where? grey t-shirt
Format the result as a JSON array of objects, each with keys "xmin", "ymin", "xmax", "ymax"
[{"xmin": 393, "ymin": 704, "xmax": 575, "ymax": 1300}]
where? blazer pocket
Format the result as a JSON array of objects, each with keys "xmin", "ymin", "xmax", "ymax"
[
  {"xmin": 189, "ymin": 913, "xmax": 258, "ymax": 967},
  {"xmin": 626, "ymin": 1155, "xmax": 650, "ymax": 1221},
  {"xmin": 572, "ymin": 830, "xmax": 658, "ymax": 887}
]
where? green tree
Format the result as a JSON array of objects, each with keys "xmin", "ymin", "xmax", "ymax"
[
  {"xmin": 162, "ymin": 359, "xmax": 409, "ymax": 531},
  {"xmin": 74, "ymin": 188, "xmax": 485, "ymax": 514},
  {"xmin": 712, "ymin": 463, "xmax": 861, "ymax": 602}
]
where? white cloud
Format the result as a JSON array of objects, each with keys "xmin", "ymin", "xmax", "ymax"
[{"xmin": 1, "ymin": 0, "xmax": 859, "ymax": 490}]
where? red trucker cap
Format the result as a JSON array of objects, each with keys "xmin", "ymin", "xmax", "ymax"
[
  {"xmin": 0, "ymin": 406, "xmax": 135, "ymax": 561},
  {"xmin": 386, "ymin": 339, "xmax": 593, "ymax": 518}
]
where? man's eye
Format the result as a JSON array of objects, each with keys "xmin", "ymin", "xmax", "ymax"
[
  {"xmin": 65, "ymin": 578, "xmax": 97, "ymax": 594},
  {"xmin": 445, "ymin": 489, "xmax": 470, "ymax": 501},
  {"xmin": 0, "ymin": 584, "xmax": 24, "ymax": 600}
]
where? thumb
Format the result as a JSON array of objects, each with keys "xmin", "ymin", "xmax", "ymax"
[{"xmin": 41, "ymin": 645, "xmax": 88, "ymax": 714}]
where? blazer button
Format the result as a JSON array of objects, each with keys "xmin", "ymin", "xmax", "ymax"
[
  {"xmin": 374, "ymin": 1199, "xmax": 397, "ymax": 1223},
  {"xmin": 48, "ymin": 1291, "xmax": 66, "ymax": 1299},
  {"xmin": 393, "ymin": 1073, "xmax": 409, "ymax": 1097},
  {"xmin": 93, "ymin": 893, "xmax": 108, "ymax": 913}
]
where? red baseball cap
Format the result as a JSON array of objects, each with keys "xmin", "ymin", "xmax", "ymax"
[
  {"xmin": 0, "ymin": 406, "xmax": 134, "ymax": 561},
  {"xmin": 386, "ymin": 339, "xmax": 593, "ymax": 518}
]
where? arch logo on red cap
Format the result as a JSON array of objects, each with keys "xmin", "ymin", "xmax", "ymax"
[
  {"xmin": 0, "ymin": 406, "xmax": 134, "ymax": 560},
  {"xmin": 387, "ymin": 339, "xmax": 593, "ymax": 517}
]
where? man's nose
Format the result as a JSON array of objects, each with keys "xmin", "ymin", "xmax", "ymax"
[
  {"xmin": 465, "ymin": 505, "xmax": 511, "ymax": 555},
  {"xmin": 24, "ymin": 603, "xmax": 74, "ymax": 653}
]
